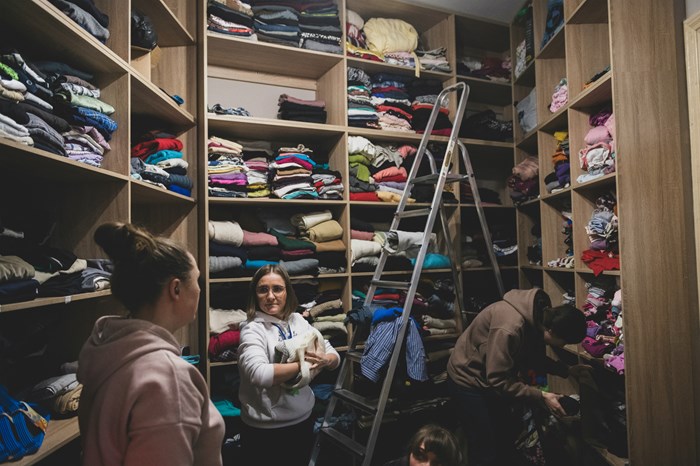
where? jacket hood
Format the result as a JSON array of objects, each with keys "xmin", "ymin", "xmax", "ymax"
[
  {"xmin": 77, "ymin": 316, "xmax": 180, "ymax": 397},
  {"xmin": 502, "ymin": 288, "xmax": 541, "ymax": 327},
  {"xmin": 251, "ymin": 310, "xmax": 287, "ymax": 325}
]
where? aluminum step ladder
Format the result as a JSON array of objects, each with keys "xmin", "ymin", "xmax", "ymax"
[{"xmin": 308, "ymin": 82, "xmax": 504, "ymax": 466}]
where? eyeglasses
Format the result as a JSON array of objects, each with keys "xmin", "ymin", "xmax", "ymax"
[{"xmin": 256, "ymin": 285, "xmax": 286, "ymax": 296}]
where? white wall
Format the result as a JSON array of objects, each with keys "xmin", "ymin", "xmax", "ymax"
[
  {"xmin": 689, "ymin": 0, "xmax": 700, "ymax": 17},
  {"xmin": 208, "ymin": 78, "xmax": 316, "ymax": 119}
]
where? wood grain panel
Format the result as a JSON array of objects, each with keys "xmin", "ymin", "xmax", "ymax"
[
  {"xmin": 565, "ymin": 23, "xmax": 610, "ymax": 102},
  {"xmin": 612, "ymin": 0, "xmax": 699, "ymax": 463}
]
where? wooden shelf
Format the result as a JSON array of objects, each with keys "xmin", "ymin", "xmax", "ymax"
[
  {"xmin": 348, "ymin": 127, "xmax": 449, "ymax": 143},
  {"xmin": 542, "ymin": 266, "xmax": 575, "ymax": 273},
  {"xmin": 457, "ymin": 75, "xmax": 512, "ymax": 106},
  {"xmin": 208, "ymin": 32, "xmax": 342, "ymax": 80},
  {"xmin": 575, "ymin": 267, "xmax": 620, "ymax": 276},
  {"xmin": 207, "ymin": 115, "xmax": 345, "ymax": 140},
  {"xmin": 460, "ymin": 138, "xmax": 514, "ymax": 156},
  {"xmin": 517, "ymin": 197, "xmax": 541, "ymax": 208},
  {"xmin": 569, "ymin": 73, "xmax": 612, "ymax": 109},
  {"xmin": 210, "ymin": 361, "xmax": 237, "ymax": 367},
  {"xmin": 2, "ymin": 0, "xmax": 128, "ymax": 75},
  {"xmin": 568, "ymin": 0, "xmax": 610, "ymax": 24},
  {"xmin": 210, "ymin": 197, "xmax": 346, "ymax": 206},
  {"xmin": 514, "ymin": 59, "xmax": 536, "ymax": 87},
  {"xmin": 0, "ymin": 139, "xmax": 129, "ymax": 183},
  {"xmin": 0, "ymin": 290, "xmax": 112, "ymax": 314},
  {"xmin": 210, "ymin": 273, "xmax": 349, "ymax": 283},
  {"xmin": 460, "ymin": 203, "xmax": 514, "ymax": 209},
  {"xmin": 351, "ymin": 269, "xmax": 454, "ymax": 277},
  {"xmin": 520, "ymin": 264, "xmax": 544, "ymax": 271},
  {"xmin": 131, "ymin": 179, "xmax": 195, "ymax": 205},
  {"xmin": 346, "ymin": 57, "xmax": 453, "ymax": 82},
  {"xmin": 573, "ymin": 172, "xmax": 617, "ymax": 191},
  {"xmin": 462, "ymin": 266, "xmax": 519, "ymax": 272},
  {"xmin": 589, "ymin": 445, "xmax": 628, "ymax": 466},
  {"xmin": 132, "ymin": 0, "xmax": 194, "ymax": 47},
  {"xmin": 537, "ymin": 25, "xmax": 566, "ymax": 59},
  {"xmin": 131, "ymin": 73, "xmax": 196, "ymax": 131},
  {"xmin": 516, "ymin": 128, "xmax": 538, "ymax": 152},
  {"xmin": 539, "ymin": 107, "xmax": 569, "ymax": 134},
  {"xmin": 541, "ymin": 186, "xmax": 573, "ymax": 201},
  {"xmin": 15, "ymin": 417, "xmax": 79, "ymax": 466},
  {"xmin": 349, "ymin": 201, "xmax": 432, "ymax": 207}
]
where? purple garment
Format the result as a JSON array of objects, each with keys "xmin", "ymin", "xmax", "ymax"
[
  {"xmin": 589, "ymin": 108, "xmax": 612, "ymax": 127},
  {"xmin": 555, "ymin": 161, "xmax": 570, "ymax": 185},
  {"xmin": 379, "ymin": 181, "xmax": 407, "ymax": 190},
  {"xmin": 209, "ymin": 172, "xmax": 247, "ymax": 181},
  {"xmin": 590, "ymin": 238, "xmax": 608, "ymax": 250}
]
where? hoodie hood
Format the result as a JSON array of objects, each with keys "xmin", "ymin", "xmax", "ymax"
[
  {"xmin": 77, "ymin": 316, "xmax": 180, "ymax": 397},
  {"xmin": 502, "ymin": 288, "xmax": 541, "ymax": 327}
]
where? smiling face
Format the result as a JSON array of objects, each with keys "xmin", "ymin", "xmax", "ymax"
[{"xmin": 255, "ymin": 272, "xmax": 287, "ymax": 318}]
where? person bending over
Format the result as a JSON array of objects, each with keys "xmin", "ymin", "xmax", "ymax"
[{"xmin": 446, "ymin": 288, "xmax": 586, "ymax": 466}]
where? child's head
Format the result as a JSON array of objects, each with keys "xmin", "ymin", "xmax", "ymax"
[{"xmin": 407, "ymin": 424, "xmax": 462, "ymax": 466}]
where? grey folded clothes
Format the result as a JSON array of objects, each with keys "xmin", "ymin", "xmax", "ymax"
[
  {"xmin": 351, "ymin": 239, "xmax": 381, "ymax": 263},
  {"xmin": 422, "ymin": 315, "xmax": 456, "ymax": 329},
  {"xmin": 353, "ymin": 256, "xmax": 379, "ymax": 268},
  {"xmin": 208, "ymin": 220, "xmax": 244, "ymax": 246},
  {"xmin": 291, "ymin": 210, "xmax": 332, "ymax": 231},
  {"xmin": 24, "ymin": 373, "xmax": 79, "ymax": 402},
  {"xmin": 384, "ymin": 230, "xmax": 436, "ymax": 257},
  {"xmin": 312, "ymin": 321, "xmax": 347, "ymax": 334},
  {"xmin": 51, "ymin": 384, "xmax": 83, "ymax": 415},
  {"xmin": 210, "ymin": 308, "xmax": 247, "ymax": 334},
  {"xmin": 209, "ymin": 256, "xmax": 243, "ymax": 273},
  {"xmin": 313, "ymin": 314, "xmax": 346, "ymax": 322},
  {"xmin": 279, "ymin": 258, "xmax": 319, "ymax": 276},
  {"xmin": 309, "ymin": 298, "xmax": 343, "ymax": 318}
]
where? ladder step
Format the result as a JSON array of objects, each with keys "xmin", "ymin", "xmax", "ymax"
[
  {"xmin": 371, "ymin": 279, "xmax": 410, "ymax": 290},
  {"xmin": 395, "ymin": 208, "xmax": 431, "ymax": 218},
  {"xmin": 320, "ymin": 426, "xmax": 366, "ymax": 458},
  {"xmin": 345, "ymin": 350, "xmax": 363, "ymax": 363},
  {"xmin": 333, "ymin": 389, "xmax": 378, "ymax": 413},
  {"xmin": 411, "ymin": 174, "xmax": 467, "ymax": 185}
]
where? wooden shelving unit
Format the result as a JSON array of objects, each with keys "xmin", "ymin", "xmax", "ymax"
[
  {"xmin": 512, "ymin": 0, "xmax": 699, "ymax": 464},
  {"xmin": 0, "ymin": 0, "xmax": 201, "ymax": 463}
]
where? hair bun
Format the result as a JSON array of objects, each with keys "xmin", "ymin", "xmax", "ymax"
[{"xmin": 94, "ymin": 222, "xmax": 155, "ymax": 262}]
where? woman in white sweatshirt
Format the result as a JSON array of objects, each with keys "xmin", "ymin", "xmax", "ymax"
[
  {"xmin": 78, "ymin": 222, "xmax": 224, "ymax": 466},
  {"xmin": 238, "ymin": 264, "xmax": 340, "ymax": 466}
]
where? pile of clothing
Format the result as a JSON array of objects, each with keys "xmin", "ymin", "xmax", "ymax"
[
  {"xmin": 0, "ymin": 51, "xmax": 117, "ymax": 167},
  {"xmin": 131, "ymin": 130, "xmax": 193, "ymax": 196},
  {"xmin": 207, "ymin": 136, "xmax": 247, "ymax": 198},
  {"xmin": 49, "ymin": 0, "xmax": 109, "ymax": 43},
  {"xmin": 549, "ymin": 78, "xmax": 568, "ymax": 113},
  {"xmin": 347, "ymin": 67, "xmax": 378, "ymax": 128},
  {"xmin": 577, "ymin": 107, "xmax": 615, "ymax": 183},
  {"xmin": 270, "ymin": 144, "xmax": 341, "ymax": 199},
  {"xmin": 417, "ymin": 48, "xmax": 451, "ymax": 73},
  {"xmin": 299, "ymin": 282, "xmax": 346, "ymax": 347},
  {"xmin": 278, "ymin": 94, "xmax": 326, "ymax": 124},
  {"xmin": 207, "ymin": 0, "xmax": 255, "ymax": 40},
  {"xmin": 208, "ymin": 307, "xmax": 247, "ymax": 362},
  {"xmin": 580, "ymin": 279, "xmax": 624, "ymax": 375},
  {"xmin": 20, "ymin": 361, "xmax": 83, "ymax": 417},
  {"xmin": 544, "ymin": 131, "xmax": 570, "ymax": 193},
  {"xmin": 460, "ymin": 182, "xmax": 502, "ymax": 205},
  {"xmin": 208, "ymin": 208, "xmax": 347, "ymax": 277},
  {"xmin": 460, "ymin": 109, "xmax": 513, "ymax": 141},
  {"xmin": 298, "ymin": 2, "xmax": 342, "ymax": 53},
  {"xmin": 347, "ymin": 136, "xmax": 413, "ymax": 203},
  {"xmin": 457, "ymin": 55, "xmax": 511, "ymax": 82},
  {"xmin": 540, "ymin": 0, "xmax": 564, "ymax": 49},
  {"xmin": 581, "ymin": 192, "xmax": 619, "ymax": 275},
  {"xmin": 547, "ymin": 210, "xmax": 574, "ymax": 268},
  {"xmin": 409, "ymin": 78, "xmax": 452, "ymax": 136},
  {"xmin": 371, "ymin": 73, "xmax": 413, "ymax": 132},
  {"xmin": 507, "ymin": 156, "xmax": 539, "ymax": 204}
]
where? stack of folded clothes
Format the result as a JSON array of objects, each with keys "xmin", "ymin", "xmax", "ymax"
[
  {"xmin": 131, "ymin": 130, "xmax": 193, "ymax": 196},
  {"xmin": 278, "ymin": 94, "xmax": 326, "ymax": 123},
  {"xmin": 298, "ymin": 2, "xmax": 342, "ymax": 54},
  {"xmin": 371, "ymin": 73, "xmax": 413, "ymax": 132},
  {"xmin": 347, "ymin": 67, "xmax": 379, "ymax": 128},
  {"xmin": 507, "ymin": 156, "xmax": 539, "ymax": 204},
  {"xmin": 270, "ymin": 144, "xmax": 318, "ymax": 199},
  {"xmin": 460, "ymin": 109, "xmax": 513, "ymax": 141},
  {"xmin": 417, "ymin": 47, "xmax": 451, "ymax": 72},
  {"xmin": 49, "ymin": 0, "xmax": 110, "ymax": 43},
  {"xmin": 208, "ymin": 307, "xmax": 247, "ymax": 361},
  {"xmin": 409, "ymin": 78, "xmax": 451, "ymax": 135},
  {"xmin": 457, "ymin": 55, "xmax": 511, "ymax": 82},
  {"xmin": 242, "ymin": 140, "xmax": 273, "ymax": 198},
  {"xmin": 0, "ymin": 51, "xmax": 118, "ymax": 167},
  {"xmin": 207, "ymin": 136, "xmax": 247, "ymax": 198},
  {"xmin": 207, "ymin": 0, "xmax": 256, "ymax": 40},
  {"xmin": 251, "ymin": 0, "xmax": 300, "ymax": 47}
]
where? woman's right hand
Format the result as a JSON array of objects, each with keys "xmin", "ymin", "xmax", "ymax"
[{"xmin": 542, "ymin": 391, "xmax": 565, "ymax": 417}]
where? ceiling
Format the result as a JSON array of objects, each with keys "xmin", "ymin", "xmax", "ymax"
[{"xmin": 396, "ymin": 0, "xmax": 521, "ymax": 24}]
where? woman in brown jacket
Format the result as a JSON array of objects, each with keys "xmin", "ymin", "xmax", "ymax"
[{"xmin": 446, "ymin": 288, "xmax": 586, "ymax": 466}]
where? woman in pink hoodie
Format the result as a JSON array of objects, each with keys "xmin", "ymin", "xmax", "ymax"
[{"xmin": 77, "ymin": 222, "xmax": 224, "ymax": 465}]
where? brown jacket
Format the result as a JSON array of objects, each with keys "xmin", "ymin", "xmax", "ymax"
[{"xmin": 447, "ymin": 289, "xmax": 564, "ymax": 404}]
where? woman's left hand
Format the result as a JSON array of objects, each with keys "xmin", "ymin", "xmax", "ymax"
[{"xmin": 306, "ymin": 351, "xmax": 336, "ymax": 370}]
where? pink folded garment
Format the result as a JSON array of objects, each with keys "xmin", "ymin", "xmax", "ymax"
[
  {"xmin": 372, "ymin": 166, "xmax": 407, "ymax": 182},
  {"xmin": 281, "ymin": 249, "xmax": 315, "ymax": 258},
  {"xmin": 351, "ymin": 229, "xmax": 374, "ymax": 241},
  {"xmin": 208, "ymin": 178, "xmax": 247, "ymax": 186},
  {"xmin": 584, "ymin": 125, "xmax": 612, "ymax": 145},
  {"xmin": 242, "ymin": 230, "xmax": 279, "ymax": 247}
]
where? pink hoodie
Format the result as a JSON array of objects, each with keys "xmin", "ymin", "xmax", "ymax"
[{"xmin": 77, "ymin": 316, "xmax": 224, "ymax": 466}]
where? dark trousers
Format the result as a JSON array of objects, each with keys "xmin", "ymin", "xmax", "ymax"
[
  {"xmin": 240, "ymin": 415, "xmax": 314, "ymax": 466},
  {"xmin": 447, "ymin": 377, "xmax": 523, "ymax": 466}
]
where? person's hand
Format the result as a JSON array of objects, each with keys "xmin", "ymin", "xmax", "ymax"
[
  {"xmin": 542, "ymin": 391, "xmax": 566, "ymax": 417},
  {"xmin": 306, "ymin": 351, "xmax": 336, "ymax": 370}
]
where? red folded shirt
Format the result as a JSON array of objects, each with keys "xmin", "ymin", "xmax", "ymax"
[
  {"xmin": 350, "ymin": 192, "xmax": 380, "ymax": 202},
  {"xmin": 132, "ymin": 137, "xmax": 183, "ymax": 159},
  {"xmin": 208, "ymin": 329, "xmax": 241, "ymax": 355},
  {"xmin": 581, "ymin": 249, "xmax": 620, "ymax": 276}
]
